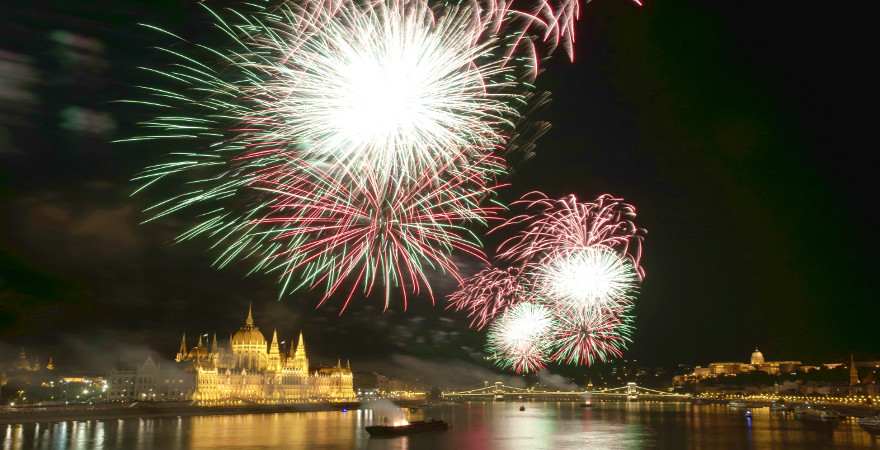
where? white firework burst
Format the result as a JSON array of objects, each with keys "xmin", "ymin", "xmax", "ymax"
[
  {"xmin": 486, "ymin": 302, "xmax": 555, "ymax": 373},
  {"xmin": 533, "ymin": 246, "xmax": 639, "ymax": 312},
  {"xmin": 248, "ymin": 0, "xmax": 519, "ymax": 185}
]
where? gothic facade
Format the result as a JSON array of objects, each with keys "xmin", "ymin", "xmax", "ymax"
[{"xmin": 175, "ymin": 305, "xmax": 355, "ymax": 405}]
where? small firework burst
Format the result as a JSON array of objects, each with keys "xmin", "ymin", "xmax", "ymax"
[
  {"xmin": 531, "ymin": 246, "xmax": 639, "ymax": 313},
  {"xmin": 446, "ymin": 266, "xmax": 528, "ymax": 330},
  {"xmin": 486, "ymin": 302, "xmax": 555, "ymax": 373},
  {"xmin": 495, "ymin": 192, "xmax": 646, "ymax": 278},
  {"xmin": 550, "ymin": 307, "xmax": 634, "ymax": 366}
]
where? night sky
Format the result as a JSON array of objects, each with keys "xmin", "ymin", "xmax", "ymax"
[{"xmin": 0, "ymin": 1, "xmax": 875, "ymax": 379}]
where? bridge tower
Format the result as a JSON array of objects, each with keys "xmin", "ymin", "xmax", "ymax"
[{"xmin": 626, "ymin": 382, "xmax": 638, "ymax": 399}]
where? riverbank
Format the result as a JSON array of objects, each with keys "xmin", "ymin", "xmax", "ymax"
[{"xmin": 0, "ymin": 400, "xmax": 428, "ymax": 424}]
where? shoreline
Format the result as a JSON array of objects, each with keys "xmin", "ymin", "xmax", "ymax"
[{"xmin": 0, "ymin": 401, "xmax": 410, "ymax": 425}]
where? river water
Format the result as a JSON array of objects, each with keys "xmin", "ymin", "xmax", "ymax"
[{"xmin": 2, "ymin": 401, "xmax": 878, "ymax": 450}]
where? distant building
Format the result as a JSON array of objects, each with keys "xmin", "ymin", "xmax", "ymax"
[
  {"xmin": 688, "ymin": 348, "xmax": 803, "ymax": 379},
  {"xmin": 1, "ymin": 349, "xmax": 57, "ymax": 404},
  {"xmin": 107, "ymin": 356, "xmax": 194, "ymax": 402},
  {"xmin": 12, "ymin": 349, "xmax": 42, "ymax": 372},
  {"xmin": 850, "ymin": 354, "xmax": 860, "ymax": 386},
  {"xmin": 177, "ymin": 305, "xmax": 356, "ymax": 405}
]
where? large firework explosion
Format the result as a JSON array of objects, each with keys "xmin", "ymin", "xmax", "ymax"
[
  {"xmin": 243, "ymin": 0, "xmax": 521, "ymax": 186},
  {"xmin": 123, "ymin": 0, "xmax": 620, "ymax": 308}
]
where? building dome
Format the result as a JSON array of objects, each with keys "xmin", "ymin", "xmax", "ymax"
[
  {"xmin": 232, "ymin": 303, "xmax": 266, "ymax": 346},
  {"xmin": 232, "ymin": 327, "xmax": 266, "ymax": 346},
  {"xmin": 750, "ymin": 348, "xmax": 765, "ymax": 365}
]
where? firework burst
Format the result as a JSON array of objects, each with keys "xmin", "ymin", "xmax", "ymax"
[
  {"xmin": 246, "ymin": 0, "xmax": 521, "ymax": 185},
  {"xmin": 486, "ymin": 302, "xmax": 555, "ymax": 373},
  {"xmin": 550, "ymin": 307, "xmax": 633, "ymax": 365},
  {"xmin": 531, "ymin": 246, "xmax": 638, "ymax": 313},
  {"xmin": 495, "ymin": 192, "xmax": 646, "ymax": 277},
  {"xmin": 243, "ymin": 153, "xmax": 507, "ymax": 311},
  {"xmin": 122, "ymin": 0, "xmax": 530, "ymax": 308},
  {"xmin": 446, "ymin": 266, "xmax": 528, "ymax": 329},
  {"xmin": 465, "ymin": 191, "xmax": 646, "ymax": 370}
]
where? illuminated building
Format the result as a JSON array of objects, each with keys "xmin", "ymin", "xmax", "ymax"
[
  {"xmin": 177, "ymin": 305, "xmax": 356, "ymax": 405},
  {"xmin": 750, "ymin": 348, "xmax": 765, "ymax": 365},
  {"xmin": 687, "ymin": 348, "xmax": 804, "ymax": 380}
]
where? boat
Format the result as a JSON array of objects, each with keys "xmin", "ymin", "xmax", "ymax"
[
  {"xmin": 494, "ymin": 395, "xmax": 504, "ymax": 401},
  {"xmin": 769, "ymin": 402, "xmax": 792, "ymax": 412},
  {"xmin": 794, "ymin": 406, "xmax": 843, "ymax": 423},
  {"xmin": 744, "ymin": 410, "xmax": 752, "ymax": 418},
  {"xmin": 366, "ymin": 420, "xmax": 449, "ymax": 437},
  {"xmin": 579, "ymin": 402, "xmax": 592, "ymax": 408},
  {"xmin": 519, "ymin": 405, "xmax": 525, "ymax": 411},
  {"xmin": 728, "ymin": 401, "xmax": 748, "ymax": 409},
  {"xmin": 859, "ymin": 415, "xmax": 880, "ymax": 434}
]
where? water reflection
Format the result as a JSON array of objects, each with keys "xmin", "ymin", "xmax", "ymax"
[{"xmin": 2, "ymin": 402, "xmax": 880, "ymax": 450}]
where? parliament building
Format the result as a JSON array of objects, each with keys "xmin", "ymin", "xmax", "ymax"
[{"xmin": 174, "ymin": 305, "xmax": 355, "ymax": 405}]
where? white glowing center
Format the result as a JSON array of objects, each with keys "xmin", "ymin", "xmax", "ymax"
[
  {"xmin": 265, "ymin": 3, "xmax": 515, "ymax": 182},
  {"xmin": 332, "ymin": 56, "xmax": 424, "ymax": 147},
  {"xmin": 543, "ymin": 246, "xmax": 637, "ymax": 309},
  {"xmin": 501, "ymin": 304, "xmax": 552, "ymax": 351}
]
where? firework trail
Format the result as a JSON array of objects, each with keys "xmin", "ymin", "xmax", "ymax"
[
  {"xmin": 486, "ymin": 302, "xmax": 555, "ymax": 373},
  {"xmin": 446, "ymin": 266, "xmax": 528, "ymax": 329},
  {"xmin": 242, "ymin": 153, "xmax": 507, "ymax": 311}
]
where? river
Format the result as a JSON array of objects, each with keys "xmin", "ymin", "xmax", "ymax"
[{"xmin": 2, "ymin": 401, "xmax": 878, "ymax": 449}]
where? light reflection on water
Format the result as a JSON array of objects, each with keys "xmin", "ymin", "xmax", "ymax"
[{"xmin": 2, "ymin": 402, "xmax": 880, "ymax": 450}]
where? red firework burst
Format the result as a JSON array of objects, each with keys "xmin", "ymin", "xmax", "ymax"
[
  {"xmin": 246, "ymin": 153, "xmax": 507, "ymax": 312},
  {"xmin": 446, "ymin": 266, "xmax": 529, "ymax": 329},
  {"xmin": 494, "ymin": 191, "xmax": 646, "ymax": 278},
  {"xmin": 550, "ymin": 306, "xmax": 633, "ymax": 366}
]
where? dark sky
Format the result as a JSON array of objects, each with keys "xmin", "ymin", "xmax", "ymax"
[{"xmin": 0, "ymin": 0, "xmax": 875, "ymax": 379}]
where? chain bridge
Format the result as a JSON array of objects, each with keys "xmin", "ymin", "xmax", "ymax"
[{"xmin": 442, "ymin": 381, "xmax": 690, "ymax": 401}]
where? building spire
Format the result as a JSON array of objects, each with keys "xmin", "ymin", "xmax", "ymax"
[
  {"xmin": 211, "ymin": 333, "xmax": 218, "ymax": 353},
  {"xmin": 246, "ymin": 302, "xmax": 254, "ymax": 327},
  {"xmin": 850, "ymin": 353, "xmax": 860, "ymax": 386},
  {"xmin": 290, "ymin": 331, "xmax": 309, "ymax": 374},
  {"xmin": 175, "ymin": 333, "xmax": 188, "ymax": 362},
  {"xmin": 295, "ymin": 331, "xmax": 306, "ymax": 358},
  {"xmin": 269, "ymin": 329, "xmax": 280, "ymax": 354}
]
